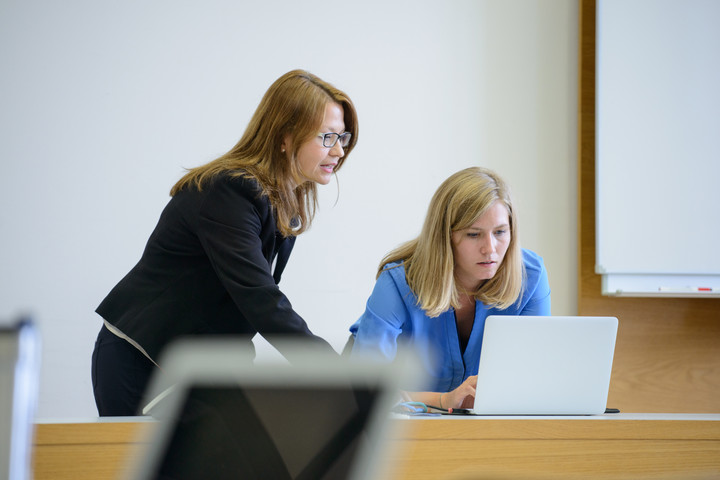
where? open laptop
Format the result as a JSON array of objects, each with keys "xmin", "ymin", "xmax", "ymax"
[
  {"xmin": 124, "ymin": 338, "xmax": 421, "ymax": 480},
  {"xmin": 471, "ymin": 315, "xmax": 618, "ymax": 415}
]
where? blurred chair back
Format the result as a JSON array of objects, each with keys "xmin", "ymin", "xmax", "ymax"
[{"xmin": 0, "ymin": 317, "xmax": 40, "ymax": 480}]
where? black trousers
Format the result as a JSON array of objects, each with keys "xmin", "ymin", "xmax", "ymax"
[{"xmin": 91, "ymin": 324, "xmax": 157, "ymax": 416}]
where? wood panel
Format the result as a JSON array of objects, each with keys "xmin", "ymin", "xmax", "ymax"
[
  {"xmin": 389, "ymin": 415, "xmax": 720, "ymax": 479},
  {"xmin": 578, "ymin": 0, "xmax": 720, "ymax": 413},
  {"xmin": 32, "ymin": 417, "xmax": 720, "ymax": 480},
  {"xmin": 32, "ymin": 421, "xmax": 152, "ymax": 480},
  {"xmin": 391, "ymin": 439, "xmax": 720, "ymax": 480}
]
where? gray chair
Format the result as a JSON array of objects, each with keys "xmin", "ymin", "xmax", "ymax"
[{"xmin": 0, "ymin": 317, "xmax": 40, "ymax": 480}]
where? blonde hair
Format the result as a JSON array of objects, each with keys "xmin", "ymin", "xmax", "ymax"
[
  {"xmin": 379, "ymin": 167, "xmax": 524, "ymax": 316},
  {"xmin": 170, "ymin": 69, "xmax": 358, "ymax": 236}
]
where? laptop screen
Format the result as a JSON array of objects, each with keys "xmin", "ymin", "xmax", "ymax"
[
  {"xmin": 147, "ymin": 384, "xmax": 379, "ymax": 480},
  {"xmin": 127, "ymin": 339, "xmax": 420, "ymax": 480}
]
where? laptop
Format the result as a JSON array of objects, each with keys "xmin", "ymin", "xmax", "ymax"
[
  {"xmin": 471, "ymin": 315, "xmax": 618, "ymax": 415},
  {"xmin": 124, "ymin": 338, "xmax": 421, "ymax": 480}
]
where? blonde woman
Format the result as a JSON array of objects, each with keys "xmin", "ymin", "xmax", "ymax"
[
  {"xmin": 92, "ymin": 70, "xmax": 358, "ymax": 416},
  {"xmin": 349, "ymin": 167, "xmax": 550, "ymax": 410}
]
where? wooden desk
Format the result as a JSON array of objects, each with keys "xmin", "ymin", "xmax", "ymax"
[
  {"xmin": 387, "ymin": 413, "xmax": 720, "ymax": 479},
  {"xmin": 33, "ymin": 414, "xmax": 720, "ymax": 480},
  {"xmin": 32, "ymin": 417, "xmax": 154, "ymax": 480}
]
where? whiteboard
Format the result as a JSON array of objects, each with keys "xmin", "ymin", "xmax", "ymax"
[{"xmin": 596, "ymin": 0, "xmax": 720, "ymax": 297}]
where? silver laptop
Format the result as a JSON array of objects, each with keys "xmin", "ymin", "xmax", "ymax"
[
  {"xmin": 472, "ymin": 315, "xmax": 618, "ymax": 415},
  {"xmin": 124, "ymin": 338, "xmax": 421, "ymax": 480}
]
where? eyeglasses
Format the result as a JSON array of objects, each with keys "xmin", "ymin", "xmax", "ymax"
[{"xmin": 317, "ymin": 132, "xmax": 352, "ymax": 148}]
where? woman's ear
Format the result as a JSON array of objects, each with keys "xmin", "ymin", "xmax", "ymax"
[{"xmin": 281, "ymin": 134, "xmax": 292, "ymax": 154}]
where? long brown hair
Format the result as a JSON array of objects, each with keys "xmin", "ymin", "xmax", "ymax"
[
  {"xmin": 170, "ymin": 69, "xmax": 358, "ymax": 236},
  {"xmin": 380, "ymin": 167, "xmax": 524, "ymax": 316}
]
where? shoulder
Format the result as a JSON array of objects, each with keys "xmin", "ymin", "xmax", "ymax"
[
  {"xmin": 175, "ymin": 170, "xmax": 264, "ymax": 201},
  {"xmin": 198, "ymin": 172, "xmax": 270, "ymax": 210},
  {"xmin": 208, "ymin": 171, "xmax": 264, "ymax": 197},
  {"xmin": 185, "ymin": 171, "xmax": 275, "ymax": 231},
  {"xmin": 517, "ymin": 248, "xmax": 552, "ymax": 313},
  {"xmin": 360, "ymin": 261, "xmax": 419, "ymax": 327},
  {"xmin": 521, "ymin": 248, "xmax": 550, "ymax": 291},
  {"xmin": 520, "ymin": 248, "xmax": 550, "ymax": 291},
  {"xmin": 521, "ymin": 248, "xmax": 546, "ymax": 277},
  {"xmin": 378, "ymin": 261, "xmax": 409, "ymax": 288},
  {"xmin": 372, "ymin": 262, "xmax": 413, "ymax": 299}
]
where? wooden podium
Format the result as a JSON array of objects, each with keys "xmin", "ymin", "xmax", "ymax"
[{"xmin": 33, "ymin": 414, "xmax": 720, "ymax": 479}]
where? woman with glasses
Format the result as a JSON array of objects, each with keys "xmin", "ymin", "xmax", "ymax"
[
  {"xmin": 92, "ymin": 69, "xmax": 358, "ymax": 416},
  {"xmin": 349, "ymin": 167, "xmax": 551, "ymax": 411}
]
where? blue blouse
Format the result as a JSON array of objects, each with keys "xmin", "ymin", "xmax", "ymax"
[{"xmin": 349, "ymin": 249, "xmax": 551, "ymax": 392}]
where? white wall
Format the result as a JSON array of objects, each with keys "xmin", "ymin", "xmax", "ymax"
[{"xmin": 0, "ymin": 0, "xmax": 578, "ymax": 418}]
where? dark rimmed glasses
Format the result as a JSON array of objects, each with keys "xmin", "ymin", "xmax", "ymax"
[{"xmin": 317, "ymin": 132, "xmax": 352, "ymax": 148}]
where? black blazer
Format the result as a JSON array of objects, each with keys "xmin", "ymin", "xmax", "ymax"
[{"xmin": 96, "ymin": 172, "xmax": 334, "ymax": 362}]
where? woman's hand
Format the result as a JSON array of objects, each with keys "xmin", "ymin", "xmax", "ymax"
[
  {"xmin": 441, "ymin": 375, "xmax": 477, "ymax": 410},
  {"xmin": 406, "ymin": 376, "xmax": 478, "ymax": 410}
]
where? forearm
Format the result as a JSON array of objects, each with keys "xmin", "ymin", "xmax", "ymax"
[
  {"xmin": 403, "ymin": 374, "xmax": 477, "ymax": 410},
  {"xmin": 404, "ymin": 391, "xmax": 449, "ymax": 409}
]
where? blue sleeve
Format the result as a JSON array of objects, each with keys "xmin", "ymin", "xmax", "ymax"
[
  {"xmin": 349, "ymin": 268, "xmax": 410, "ymax": 361},
  {"xmin": 519, "ymin": 249, "xmax": 552, "ymax": 315}
]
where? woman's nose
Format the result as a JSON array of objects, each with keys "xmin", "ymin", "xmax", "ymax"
[
  {"xmin": 330, "ymin": 141, "xmax": 344, "ymax": 157},
  {"xmin": 479, "ymin": 235, "xmax": 495, "ymax": 254}
]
